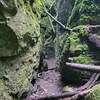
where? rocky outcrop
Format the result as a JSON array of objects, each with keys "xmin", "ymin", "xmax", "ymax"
[{"xmin": 0, "ymin": 0, "xmax": 41, "ymax": 100}]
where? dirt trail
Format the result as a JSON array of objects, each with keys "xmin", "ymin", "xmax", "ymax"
[{"xmin": 30, "ymin": 57, "xmax": 62, "ymax": 100}]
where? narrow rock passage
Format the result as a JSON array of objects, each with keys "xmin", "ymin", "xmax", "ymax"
[{"xmin": 28, "ymin": 57, "xmax": 62, "ymax": 100}]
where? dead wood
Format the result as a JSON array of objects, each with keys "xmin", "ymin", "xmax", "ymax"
[{"xmin": 66, "ymin": 62, "xmax": 100, "ymax": 73}]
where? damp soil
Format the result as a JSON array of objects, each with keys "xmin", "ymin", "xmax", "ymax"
[{"xmin": 31, "ymin": 57, "xmax": 63, "ymax": 100}]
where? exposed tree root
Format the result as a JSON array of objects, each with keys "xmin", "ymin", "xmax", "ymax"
[
  {"xmin": 27, "ymin": 72, "xmax": 99, "ymax": 100},
  {"xmin": 70, "ymin": 73, "xmax": 99, "ymax": 100},
  {"xmin": 27, "ymin": 90, "xmax": 89, "ymax": 100}
]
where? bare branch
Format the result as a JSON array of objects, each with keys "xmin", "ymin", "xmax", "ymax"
[
  {"xmin": 41, "ymin": 1, "xmax": 72, "ymax": 32},
  {"xmin": 0, "ymin": 0, "xmax": 8, "ymax": 8}
]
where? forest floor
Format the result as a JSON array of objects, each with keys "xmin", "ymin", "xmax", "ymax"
[{"xmin": 30, "ymin": 57, "xmax": 63, "ymax": 100}]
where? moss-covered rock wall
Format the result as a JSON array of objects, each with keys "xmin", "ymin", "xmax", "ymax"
[{"xmin": 0, "ymin": 0, "xmax": 41, "ymax": 99}]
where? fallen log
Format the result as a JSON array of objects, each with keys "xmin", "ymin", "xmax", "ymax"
[{"xmin": 66, "ymin": 62, "xmax": 100, "ymax": 73}]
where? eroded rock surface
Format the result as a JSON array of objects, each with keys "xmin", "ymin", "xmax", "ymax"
[{"xmin": 0, "ymin": 0, "xmax": 41, "ymax": 99}]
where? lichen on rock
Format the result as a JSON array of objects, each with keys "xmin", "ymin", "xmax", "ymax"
[{"xmin": 0, "ymin": 0, "xmax": 41, "ymax": 99}]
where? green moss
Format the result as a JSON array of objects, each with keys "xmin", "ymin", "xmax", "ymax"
[
  {"xmin": 0, "ymin": 24, "xmax": 18, "ymax": 57},
  {"xmin": 55, "ymin": 0, "xmax": 100, "ymax": 97},
  {"xmin": 68, "ymin": 0, "xmax": 100, "ymax": 26},
  {"xmin": 54, "ymin": 33, "xmax": 70, "ymax": 62},
  {"xmin": 73, "ymin": 55, "xmax": 92, "ymax": 64},
  {"xmin": 79, "ymin": 0, "xmax": 100, "ymax": 24},
  {"xmin": 0, "ymin": 80, "xmax": 13, "ymax": 100},
  {"xmin": 67, "ymin": 0, "xmax": 84, "ymax": 27},
  {"xmin": 0, "ymin": 0, "xmax": 41, "ymax": 100},
  {"xmin": 58, "ymin": 28, "xmax": 93, "ymax": 83},
  {"xmin": 33, "ymin": 0, "xmax": 55, "ymax": 18},
  {"xmin": 33, "ymin": 0, "xmax": 44, "ymax": 18},
  {"xmin": 69, "ymin": 27, "xmax": 89, "ymax": 55},
  {"xmin": 86, "ymin": 84, "xmax": 100, "ymax": 100},
  {"xmin": 40, "ymin": 17, "xmax": 52, "ymax": 33}
]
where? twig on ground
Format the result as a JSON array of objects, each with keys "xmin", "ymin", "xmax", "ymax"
[{"xmin": 65, "ymin": 62, "xmax": 100, "ymax": 99}]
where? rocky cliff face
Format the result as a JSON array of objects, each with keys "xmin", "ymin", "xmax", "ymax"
[{"xmin": 0, "ymin": 0, "xmax": 41, "ymax": 100}]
